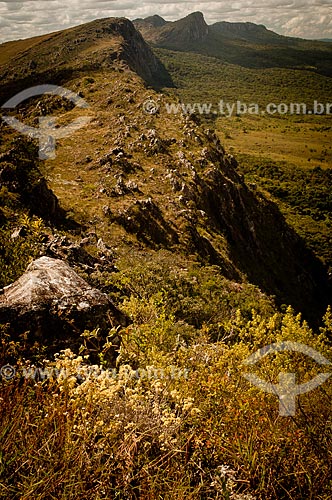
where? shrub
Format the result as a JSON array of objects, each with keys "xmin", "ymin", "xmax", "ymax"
[{"xmin": 1, "ymin": 307, "xmax": 331, "ymax": 499}]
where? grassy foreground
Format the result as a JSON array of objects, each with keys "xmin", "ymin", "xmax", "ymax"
[{"xmin": 1, "ymin": 252, "xmax": 332, "ymax": 499}]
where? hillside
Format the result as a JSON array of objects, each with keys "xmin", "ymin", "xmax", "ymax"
[
  {"xmin": 0, "ymin": 17, "xmax": 330, "ymax": 322},
  {"xmin": 154, "ymin": 48, "xmax": 332, "ymax": 273},
  {"xmin": 134, "ymin": 12, "xmax": 332, "ymax": 76},
  {"xmin": 210, "ymin": 21, "xmax": 287, "ymax": 43},
  {"xmin": 0, "ymin": 17, "xmax": 172, "ymax": 103},
  {"xmin": 0, "ymin": 16, "xmax": 332, "ymax": 500}
]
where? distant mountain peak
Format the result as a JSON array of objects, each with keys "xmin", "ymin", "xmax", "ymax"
[
  {"xmin": 135, "ymin": 10, "xmax": 209, "ymax": 48},
  {"xmin": 133, "ymin": 11, "xmax": 332, "ymax": 76},
  {"xmin": 137, "ymin": 14, "xmax": 167, "ymax": 28},
  {"xmin": 186, "ymin": 11, "xmax": 205, "ymax": 20},
  {"xmin": 210, "ymin": 20, "xmax": 283, "ymax": 42},
  {"xmin": 174, "ymin": 11, "xmax": 209, "ymax": 39}
]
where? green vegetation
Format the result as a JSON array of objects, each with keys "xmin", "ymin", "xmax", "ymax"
[
  {"xmin": 156, "ymin": 48, "xmax": 332, "ymax": 268},
  {"xmin": 138, "ymin": 12, "xmax": 332, "ymax": 76},
  {"xmin": 1, "ymin": 266, "xmax": 331, "ymax": 498},
  {"xmin": 235, "ymin": 155, "xmax": 332, "ymax": 270},
  {"xmin": 0, "ymin": 18, "xmax": 331, "ymax": 500},
  {"xmin": 0, "ymin": 216, "xmax": 45, "ymax": 288},
  {"xmin": 156, "ymin": 48, "xmax": 332, "ymax": 108},
  {"xmin": 0, "ymin": 140, "xmax": 53, "ymax": 287}
]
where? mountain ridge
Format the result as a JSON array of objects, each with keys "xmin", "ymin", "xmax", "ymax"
[
  {"xmin": 0, "ymin": 15, "xmax": 331, "ymax": 500},
  {"xmin": 0, "ymin": 15, "xmax": 330, "ymax": 325},
  {"xmin": 0, "ymin": 16, "xmax": 173, "ymax": 102},
  {"xmin": 133, "ymin": 12, "xmax": 332, "ymax": 76}
]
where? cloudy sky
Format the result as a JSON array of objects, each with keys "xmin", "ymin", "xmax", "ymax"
[{"xmin": 0, "ymin": 0, "xmax": 331, "ymax": 43}]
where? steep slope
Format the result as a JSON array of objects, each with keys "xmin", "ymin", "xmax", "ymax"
[
  {"xmin": 155, "ymin": 46, "xmax": 332, "ymax": 272},
  {"xmin": 134, "ymin": 14, "xmax": 168, "ymax": 30},
  {"xmin": 134, "ymin": 12, "xmax": 209, "ymax": 49},
  {"xmin": 0, "ymin": 17, "xmax": 172, "ymax": 102},
  {"xmin": 134, "ymin": 12, "xmax": 332, "ymax": 76},
  {"xmin": 154, "ymin": 12, "xmax": 209, "ymax": 48},
  {"xmin": 0, "ymin": 16, "xmax": 330, "ymax": 324}
]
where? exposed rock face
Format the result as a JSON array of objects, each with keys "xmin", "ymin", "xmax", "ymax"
[
  {"xmin": 135, "ymin": 11, "xmax": 209, "ymax": 48},
  {"xmin": 195, "ymin": 164, "xmax": 330, "ymax": 322},
  {"xmin": 104, "ymin": 114, "xmax": 330, "ymax": 323},
  {"xmin": 44, "ymin": 234, "xmax": 116, "ymax": 274},
  {"xmin": 27, "ymin": 177, "xmax": 66, "ymax": 224},
  {"xmin": 167, "ymin": 11, "xmax": 209, "ymax": 43},
  {"xmin": 113, "ymin": 18, "xmax": 172, "ymax": 86},
  {"xmin": 0, "ymin": 257, "xmax": 127, "ymax": 361},
  {"xmin": 117, "ymin": 198, "xmax": 179, "ymax": 248}
]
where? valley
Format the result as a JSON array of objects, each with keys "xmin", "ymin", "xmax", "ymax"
[
  {"xmin": 154, "ymin": 47, "xmax": 332, "ymax": 271},
  {"xmin": 0, "ymin": 13, "xmax": 331, "ymax": 500}
]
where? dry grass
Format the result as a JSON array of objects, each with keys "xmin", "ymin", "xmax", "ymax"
[
  {"xmin": 1, "ymin": 25, "xmax": 331, "ymax": 499},
  {"xmin": 218, "ymin": 114, "xmax": 332, "ymax": 170},
  {"xmin": 0, "ymin": 308, "xmax": 331, "ymax": 499},
  {"xmin": 0, "ymin": 33, "xmax": 53, "ymax": 66}
]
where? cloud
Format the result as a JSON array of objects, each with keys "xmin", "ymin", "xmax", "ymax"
[{"xmin": 0, "ymin": 0, "xmax": 331, "ymax": 42}]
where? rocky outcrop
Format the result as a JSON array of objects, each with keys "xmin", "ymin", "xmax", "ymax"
[
  {"xmin": 139, "ymin": 12, "xmax": 209, "ymax": 49},
  {"xmin": 0, "ymin": 139, "xmax": 65, "ymax": 224},
  {"xmin": 43, "ymin": 234, "xmax": 115, "ymax": 271},
  {"xmin": 117, "ymin": 198, "xmax": 179, "ymax": 248},
  {"xmin": 113, "ymin": 18, "xmax": 173, "ymax": 86},
  {"xmin": 194, "ymin": 164, "xmax": 330, "ymax": 322},
  {"xmin": 27, "ymin": 177, "xmax": 66, "ymax": 224},
  {"xmin": 0, "ymin": 257, "xmax": 127, "ymax": 362}
]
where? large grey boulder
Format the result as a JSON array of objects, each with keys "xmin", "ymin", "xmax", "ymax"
[{"xmin": 0, "ymin": 256, "xmax": 127, "ymax": 361}]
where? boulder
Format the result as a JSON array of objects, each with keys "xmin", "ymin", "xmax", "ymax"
[{"xmin": 0, "ymin": 256, "xmax": 127, "ymax": 362}]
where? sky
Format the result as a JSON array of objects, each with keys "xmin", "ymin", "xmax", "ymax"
[{"xmin": 0, "ymin": 0, "xmax": 331, "ymax": 43}]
